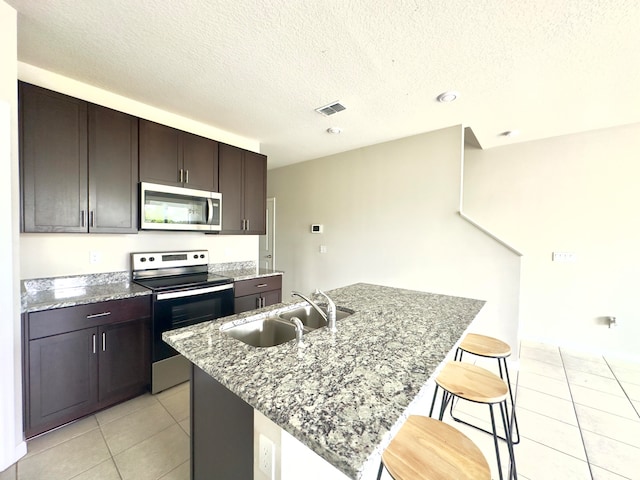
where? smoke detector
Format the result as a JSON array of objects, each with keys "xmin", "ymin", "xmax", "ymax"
[{"xmin": 315, "ymin": 101, "xmax": 346, "ymax": 116}]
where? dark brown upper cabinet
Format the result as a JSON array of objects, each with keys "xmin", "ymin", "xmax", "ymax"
[
  {"xmin": 19, "ymin": 82, "xmax": 139, "ymax": 233},
  {"xmin": 139, "ymin": 119, "xmax": 219, "ymax": 192},
  {"xmin": 218, "ymin": 143, "xmax": 267, "ymax": 235}
]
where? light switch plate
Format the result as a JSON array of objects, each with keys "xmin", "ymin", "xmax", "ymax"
[{"xmin": 552, "ymin": 251, "xmax": 576, "ymax": 262}]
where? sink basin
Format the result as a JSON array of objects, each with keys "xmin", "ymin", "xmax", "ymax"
[
  {"xmin": 221, "ymin": 305, "xmax": 353, "ymax": 348},
  {"xmin": 221, "ymin": 317, "xmax": 299, "ymax": 347},
  {"xmin": 278, "ymin": 305, "xmax": 352, "ymax": 329}
]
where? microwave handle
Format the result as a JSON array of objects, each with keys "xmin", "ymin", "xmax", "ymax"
[{"xmin": 207, "ymin": 198, "xmax": 213, "ymax": 224}]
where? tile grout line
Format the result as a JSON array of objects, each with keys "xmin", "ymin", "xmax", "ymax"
[
  {"xmin": 96, "ymin": 421, "xmax": 124, "ymax": 480},
  {"xmin": 603, "ymin": 357, "xmax": 640, "ymax": 420},
  {"xmin": 559, "ymin": 348, "xmax": 595, "ymax": 480}
]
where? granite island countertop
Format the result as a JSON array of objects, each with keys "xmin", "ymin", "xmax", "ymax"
[{"xmin": 163, "ymin": 282, "xmax": 485, "ymax": 479}]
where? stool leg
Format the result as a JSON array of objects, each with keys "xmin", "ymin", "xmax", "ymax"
[
  {"xmin": 499, "ymin": 400, "xmax": 518, "ymax": 480},
  {"xmin": 429, "ymin": 384, "xmax": 440, "ymax": 417},
  {"xmin": 489, "ymin": 404, "xmax": 505, "ymax": 480},
  {"xmin": 499, "ymin": 357, "xmax": 520, "ymax": 445},
  {"xmin": 376, "ymin": 461, "xmax": 384, "ymax": 480}
]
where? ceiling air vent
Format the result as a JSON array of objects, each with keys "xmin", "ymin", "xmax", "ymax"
[{"xmin": 315, "ymin": 102, "xmax": 346, "ymax": 116}]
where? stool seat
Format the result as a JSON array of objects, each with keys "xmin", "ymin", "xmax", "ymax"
[
  {"xmin": 436, "ymin": 362, "xmax": 508, "ymax": 404},
  {"xmin": 382, "ymin": 416, "xmax": 491, "ymax": 480},
  {"xmin": 459, "ymin": 333, "xmax": 511, "ymax": 358}
]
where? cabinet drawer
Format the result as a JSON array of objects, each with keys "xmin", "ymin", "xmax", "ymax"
[
  {"xmin": 233, "ymin": 275, "xmax": 282, "ymax": 297},
  {"xmin": 28, "ymin": 296, "xmax": 151, "ymax": 340}
]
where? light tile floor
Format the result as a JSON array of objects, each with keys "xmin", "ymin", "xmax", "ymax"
[
  {"xmin": 443, "ymin": 341, "xmax": 640, "ymax": 480},
  {"xmin": 1, "ymin": 381, "xmax": 190, "ymax": 480},
  {"xmin": 2, "ymin": 342, "xmax": 639, "ymax": 480}
]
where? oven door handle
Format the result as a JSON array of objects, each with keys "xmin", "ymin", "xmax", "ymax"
[{"xmin": 156, "ymin": 283, "xmax": 233, "ymax": 300}]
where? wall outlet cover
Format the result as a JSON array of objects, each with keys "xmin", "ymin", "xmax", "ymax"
[{"xmin": 259, "ymin": 433, "xmax": 275, "ymax": 479}]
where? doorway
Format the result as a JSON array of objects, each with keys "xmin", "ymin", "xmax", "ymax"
[{"xmin": 259, "ymin": 197, "xmax": 275, "ymax": 270}]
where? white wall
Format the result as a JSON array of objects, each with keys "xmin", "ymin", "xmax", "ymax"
[
  {"xmin": 21, "ymin": 233, "xmax": 258, "ymax": 279},
  {"xmin": 0, "ymin": 1, "xmax": 26, "ymax": 471},
  {"xmin": 268, "ymin": 125, "xmax": 521, "ymax": 351},
  {"xmin": 464, "ymin": 123, "xmax": 640, "ymax": 360},
  {"xmin": 17, "ymin": 65, "xmax": 262, "ymax": 279}
]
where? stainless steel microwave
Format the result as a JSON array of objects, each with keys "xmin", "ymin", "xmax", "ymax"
[{"xmin": 140, "ymin": 182, "xmax": 222, "ymax": 232}]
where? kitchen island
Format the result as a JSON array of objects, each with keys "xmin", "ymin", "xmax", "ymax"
[{"xmin": 163, "ymin": 283, "xmax": 485, "ymax": 479}]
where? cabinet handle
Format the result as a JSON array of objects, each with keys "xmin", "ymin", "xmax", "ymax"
[
  {"xmin": 81, "ymin": 210, "xmax": 86, "ymax": 227},
  {"xmin": 256, "ymin": 297, "xmax": 261, "ymax": 309},
  {"xmin": 90, "ymin": 210, "xmax": 95, "ymax": 228},
  {"xmin": 185, "ymin": 169, "xmax": 189, "ymax": 184},
  {"xmin": 92, "ymin": 334, "xmax": 96, "ymax": 354},
  {"xmin": 87, "ymin": 311, "xmax": 111, "ymax": 319},
  {"xmin": 179, "ymin": 169, "xmax": 184, "ymax": 183},
  {"xmin": 245, "ymin": 219, "xmax": 249, "ymax": 230},
  {"xmin": 256, "ymin": 283, "xmax": 268, "ymax": 288},
  {"xmin": 102, "ymin": 332, "xmax": 106, "ymax": 351}
]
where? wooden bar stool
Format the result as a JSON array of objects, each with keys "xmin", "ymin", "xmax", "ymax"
[
  {"xmin": 429, "ymin": 362, "xmax": 517, "ymax": 480},
  {"xmin": 376, "ymin": 415, "xmax": 491, "ymax": 480},
  {"xmin": 452, "ymin": 333, "xmax": 520, "ymax": 444}
]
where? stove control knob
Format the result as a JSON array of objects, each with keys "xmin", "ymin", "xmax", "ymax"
[
  {"xmin": 193, "ymin": 254, "xmax": 198, "ymax": 259},
  {"xmin": 200, "ymin": 254, "xmax": 205, "ymax": 258},
  {"xmin": 140, "ymin": 257, "xmax": 146, "ymax": 262},
  {"xmin": 149, "ymin": 257, "xmax": 155, "ymax": 262}
]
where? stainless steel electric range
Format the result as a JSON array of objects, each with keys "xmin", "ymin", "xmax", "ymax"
[{"xmin": 131, "ymin": 250, "xmax": 234, "ymax": 393}]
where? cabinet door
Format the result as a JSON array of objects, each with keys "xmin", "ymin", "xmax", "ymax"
[
  {"xmin": 243, "ymin": 151, "xmax": 267, "ymax": 234},
  {"xmin": 98, "ymin": 318, "xmax": 150, "ymax": 405},
  {"xmin": 182, "ymin": 132, "xmax": 218, "ymax": 192},
  {"xmin": 88, "ymin": 104, "xmax": 139, "ymax": 233},
  {"xmin": 20, "ymin": 82, "xmax": 88, "ymax": 232},
  {"xmin": 234, "ymin": 294, "xmax": 262, "ymax": 314},
  {"xmin": 27, "ymin": 328, "xmax": 98, "ymax": 437},
  {"xmin": 139, "ymin": 119, "xmax": 181, "ymax": 187},
  {"xmin": 219, "ymin": 143, "xmax": 245, "ymax": 234}
]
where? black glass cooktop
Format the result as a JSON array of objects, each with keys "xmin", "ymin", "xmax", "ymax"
[{"xmin": 134, "ymin": 273, "xmax": 232, "ymax": 292}]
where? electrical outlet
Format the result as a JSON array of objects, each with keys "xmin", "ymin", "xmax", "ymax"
[
  {"xmin": 259, "ymin": 434, "xmax": 275, "ymax": 479},
  {"xmin": 89, "ymin": 251, "xmax": 101, "ymax": 264}
]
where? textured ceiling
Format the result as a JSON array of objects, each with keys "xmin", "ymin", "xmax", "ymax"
[{"xmin": 6, "ymin": 0, "xmax": 640, "ymax": 169}]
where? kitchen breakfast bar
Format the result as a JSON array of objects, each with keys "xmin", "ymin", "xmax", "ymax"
[{"xmin": 163, "ymin": 283, "xmax": 486, "ymax": 479}]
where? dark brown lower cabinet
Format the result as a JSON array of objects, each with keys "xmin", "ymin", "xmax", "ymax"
[
  {"xmin": 28, "ymin": 329, "xmax": 98, "ymax": 434},
  {"xmin": 233, "ymin": 275, "xmax": 282, "ymax": 314},
  {"xmin": 191, "ymin": 364, "xmax": 253, "ymax": 480},
  {"xmin": 98, "ymin": 319, "xmax": 150, "ymax": 405},
  {"xmin": 24, "ymin": 297, "xmax": 150, "ymax": 438}
]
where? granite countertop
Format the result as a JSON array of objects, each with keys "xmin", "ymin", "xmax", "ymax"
[
  {"xmin": 213, "ymin": 267, "xmax": 283, "ymax": 282},
  {"xmin": 163, "ymin": 282, "xmax": 485, "ymax": 479},
  {"xmin": 21, "ymin": 272, "xmax": 152, "ymax": 313},
  {"xmin": 21, "ymin": 262, "xmax": 282, "ymax": 314}
]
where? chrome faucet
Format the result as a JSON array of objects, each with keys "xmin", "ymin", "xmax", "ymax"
[
  {"xmin": 291, "ymin": 289, "xmax": 337, "ymax": 333},
  {"xmin": 288, "ymin": 316, "xmax": 305, "ymax": 347}
]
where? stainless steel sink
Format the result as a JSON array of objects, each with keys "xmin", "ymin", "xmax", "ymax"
[
  {"xmin": 221, "ymin": 317, "xmax": 300, "ymax": 347},
  {"xmin": 278, "ymin": 305, "xmax": 352, "ymax": 329},
  {"xmin": 221, "ymin": 305, "xmax": 353, "ymax": 348}
]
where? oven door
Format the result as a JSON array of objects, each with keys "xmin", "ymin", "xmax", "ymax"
[{"xmin": 152, "ymin": 283, "xmax": 234, "ymax": 362}]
